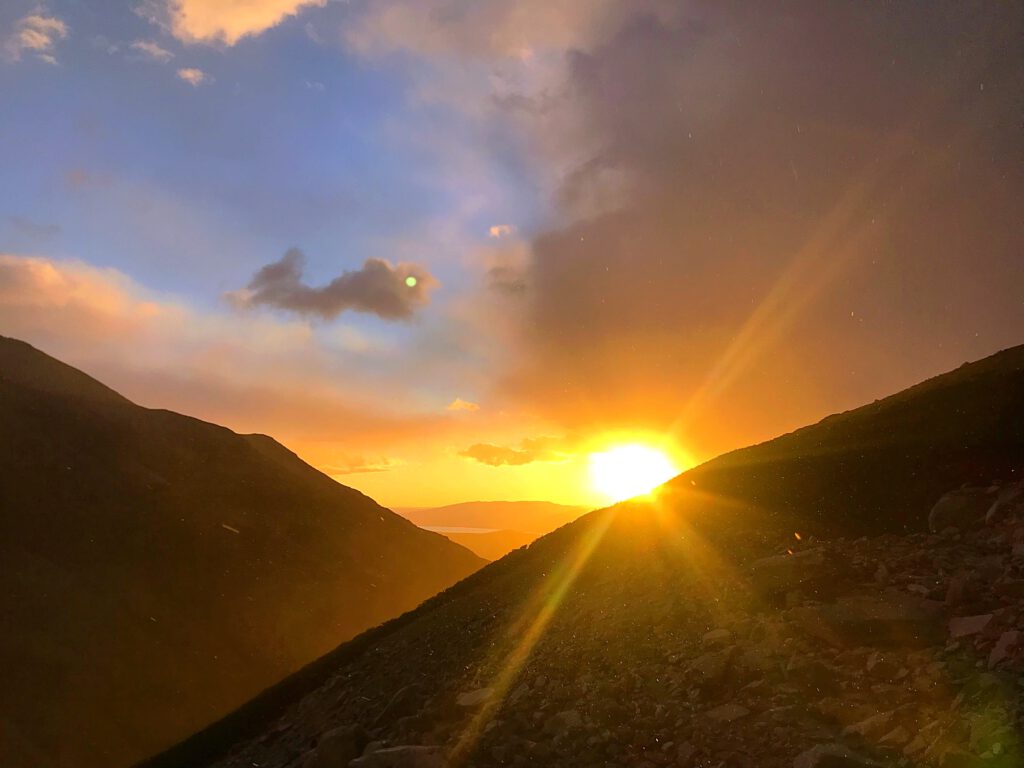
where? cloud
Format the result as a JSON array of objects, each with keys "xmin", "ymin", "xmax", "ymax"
[
  {"xmin": 488, "ymin": 224, "xmax": 513, "ymax": 239},
  {"xmin": 471, "ymin": 4, "xmax": 1024, "ymax": 459},
  {"xmin": 460, "ymin": 436, "xmax": 567, "ymax": 466},
  {"xmin": 130, "ymin": 40, "xmax": 174, "ymax": 62},
  {"xmin": 176, "ymin": 67, "xmax": 208, "ymax": 85},
  {"xmin": 4, "ymin": 11, "xmax": 68, "ymax": 64},
  {"xmin": 0, "ymin": 253, "xmax": 459, "ymax": 460},
  {"xmin": 144, "ymin": 0, "xmax": 326, "ymax": 45},
  {"xmin": 446, "ymin": 397, "xmax": 479, "ymax": 412},
  {"xmin": 227, "ymin": 248, "xmax": 438, "ymax": 321},
  {"xmin": 345, "ymin": 0, "xmax": 632, "ymax": 58},
  {"xmin": 321, "ymin": 456, "xmax": 399, "ymax": 475}
]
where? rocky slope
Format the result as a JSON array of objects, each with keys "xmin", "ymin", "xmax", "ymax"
[
  {"xmin": 197, "ymin": 481, "xmax": 1024, "ymax": 768},
  {"xmin": 145, "ymin": 344, "xmax": 1024, "ymax": 768},
  {"xmin": 0, "ymin": 336, "xmax": 484, "ymax": 768}
]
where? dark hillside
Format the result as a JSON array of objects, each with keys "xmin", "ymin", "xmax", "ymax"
[
  {"xmin": 0, "ymin": 336, "xmax": 484, "ymax": 768},
  {"xmin": 145, "ymin": 344, "xmax": 1024, "ymax": 768}
]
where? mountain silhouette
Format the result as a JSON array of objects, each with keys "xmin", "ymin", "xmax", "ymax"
[
  {"xmin": 142, "ymin": 343, "xmax": 1024, "ymax": 768},
  {"xmin": 398, "ymin": 501, "xmax": 587, "ymax": 535},
  {"xmin": 0, "ymin": 336, "xmax": 484, "ymax": 768},
  {"xmin": 437, "ymin": 529, "xmax": 538, "ymax": 561}
]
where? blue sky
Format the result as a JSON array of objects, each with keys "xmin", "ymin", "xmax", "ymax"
[{"xmin": 2, "ymin": 1, "xmax": 1021, "ymax": 506}]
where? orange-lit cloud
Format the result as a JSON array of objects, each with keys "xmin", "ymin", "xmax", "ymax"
[
  {"xmin": 4, "ymin": 11, "xmax": 68, "ymax": 64},
  {"xmin": 130, "ymin": 40, "xmax": 174, "ymax": 63},
  {"xmin": 148, "ymin": 0, "xmax": 326, "ymax": 45},
  {"xmin": 447, "ymin": 397, "xmax": 479, "ymax": 412},
  {"xmin": 488, "ymin": 224, "xmax": 513, "ymax": 239},
  {"xmin": 460, "ymin": 436, "xmax": 569, "ymax": 467},
  {"xmin": 176, "ymin": 67, "xmax": 207, "ymax": 85}
]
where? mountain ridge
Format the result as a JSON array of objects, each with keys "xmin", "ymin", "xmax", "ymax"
[
  {"xmin": 144, "ymin": 343, "xmax": 1024, "ymax": 768},
  {"xmin": 0, "ymin": 336, "xmax": 484, "ymax": 768}
]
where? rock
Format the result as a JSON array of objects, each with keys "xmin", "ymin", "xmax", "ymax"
[
  {"xmin": 348, "ymin": 746, "xmax": 446, "ymax": 768},
  {"xmin": 702, "ymin": 629, "xmax": 732, "ymax": 645},
  {"xmin": 928, "ymin": 488, "xmax": 991, "ymax": 533},
  {"xmin": 309, "ymin": 724, "xmax": 369, "ymax": 768},
  {"xmin": 544, "ymin": 709, "xmax": 583, "ymax": 733},
  {"xmin": 988, "ymin": 630, "xmax": 1020, "ymax": 668},
  {"xmin": 948, "ymin": 614, "xmax": 993, "ymax": 638},
  {"xmin": 945, "ymin": 573, "xmax": 970, "ymax": 606},
  {"xmin": 864, "ymin": 651, "xmax": 901, "ymax": 681},
  {"xmin": 373, "ymin": 685, "xmax": 420, "ymax": 728},
  {"xmin": 842, "ymin": 711, "xmax": 893, "ymax": 739},
  {"xmin": 456, "ymin": 687, "xmax": 494, "ymax": 707},
  {"xmin": 985, "ymin": 483, "xmax": 1024, "ymax": 524},
  {"xmin": 688, "ymin": 649, "xmax": 734, "ymax": 687},
  {"xmin": 749, "ymin": 548, "xmax": 839, "ymax": 594},
  {"xmin": 675, "ymin": 741, "xmax": 698, "ymax": 767},
  {"xmin": 793, "ymin": 743, "xmax": 880, "ymax": 768},
  {"xmin": 879, "ymin": 725, "xmax": 911, "ymax": 746},
  {"xmin": 705, "ymin": 703, "xmax": 749, "ymax": 723},
  {"xmin": 789, "ymin": 591, "xmax": 943, "ymax": 647}
]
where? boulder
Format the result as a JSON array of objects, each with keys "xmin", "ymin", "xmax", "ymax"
[
  {"xmin": 988, "ymin": 630, "xmax": 1020, "ymax": 668},
  {"xmin": 688, "ymin": 649, "xmax": 735, "ymax": 687},
  {"xmin": 348, "ymin": 746, "xmax": 447, "ymax": 768},
  {"xmin": 793, "ymin": 743, "xmax": 880, "ymax": 768},
  {"xmin": 790, "ymin": 591, "xmax": 943, "ymax": 647},
  {"xmin": 456, "ymin": 687, "xmax": 493, "ymax": 708},
  {"xmin": 705, "ymin": 703, "xmax": 749, "ymax": 723},
  {"xmin": 948, "ymin": 614, "xmax": 993, "ymax": 639},
  {"xmin": 701, "ymin": 629, "xmax": 732, "ymax": 645},
  {"xmin": 928, "ymin": 489, "xmax": 991, "ymax": 533},
  {"xmin": 985, "ymin": 483, "xmax": 1024, "ymax": 525},
  {"xmin": 544, "ymin": 709, "xmax": 583, "ymax": 734},
  {"xmin": 748, "ymin": 548, "xmax": 838, "ymax": 595},
  {"xmin": 373, "ymin": 685, "xmax": 421, "ymax": 728},
  {"xmin": 308, "ymin": 724, "xmax": 369, "ymax": 768}
]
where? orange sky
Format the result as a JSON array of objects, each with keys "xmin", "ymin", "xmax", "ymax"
[{"xmin": 2, "ymin": 2, "xmax": 1022, "ymax": 508}]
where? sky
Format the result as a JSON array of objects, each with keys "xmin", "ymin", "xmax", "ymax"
[{"xmin": 1, "ymin": 1, "xmax": 1022, "ymax": 508}]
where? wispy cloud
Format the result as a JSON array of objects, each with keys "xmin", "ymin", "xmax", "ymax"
[
  {"xmin": 176, "ymin": 67, "xmax": 208, "ymax": 86},
  {"xmin": 447, "ymin": 397, "xmax": 479, "ymax": 412},
  {"xmin": 4, "ymin": 11, "xmax": 68, "ymax": 64},
  {"xmin": 130, "ymin": 40, "xmax": 174, "ymax": 63}
]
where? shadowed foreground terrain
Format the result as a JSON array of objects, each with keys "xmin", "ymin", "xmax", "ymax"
[
  {"xmin": 0, "ymin": 336, "xmax": 484, "ymax": 768},
  {"xmin": 145, "ymin": 344, "xmax": 1024, "ymax": 767}
]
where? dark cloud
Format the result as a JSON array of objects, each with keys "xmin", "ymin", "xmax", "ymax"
[
  {"xmin": 460, "ymin": 436, "xmax": 568, "ymax": 466},
  {"xmin": 228, "ymin": 248, "xmax": 437, "ymax": 320},
  {"xmin": 500, "ymin": 2, "xmax": 1024, "ymax": 458}
]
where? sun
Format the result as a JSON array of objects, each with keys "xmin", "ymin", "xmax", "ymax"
[{"xmin": 588, "ymin": 444, "xmax": 680, "ymax": 502}]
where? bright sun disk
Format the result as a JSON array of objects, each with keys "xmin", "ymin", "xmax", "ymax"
[{"xmin": 588, "ymin": 444, "xmax": 679, "ymax": 502}]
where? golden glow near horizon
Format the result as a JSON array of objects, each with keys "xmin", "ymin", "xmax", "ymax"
[{"xmin": 588, "ymin": 443, "xmax": 680, "ymax": 502}]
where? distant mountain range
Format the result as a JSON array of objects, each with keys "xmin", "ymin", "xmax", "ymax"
[
  {"xmin": 143, "ymin": 343, "xmax": 1024, "ymax": 768},
  {"xmin": 0, "ymin": 336, "xmax": 484, "ymax": 768},
  {"xmin": 396, "ymin": 501, "xmax": 589, "ymax": 560}
]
